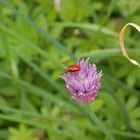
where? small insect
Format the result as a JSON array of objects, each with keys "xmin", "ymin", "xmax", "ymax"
[{"xmin": 64, "ymin": 65, "xmax": 80, "ymax": 73}]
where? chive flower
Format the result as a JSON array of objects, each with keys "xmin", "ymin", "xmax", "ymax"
[{"xmin": 62, "ymin": 58, "xmax": 102, "ymax": 104}]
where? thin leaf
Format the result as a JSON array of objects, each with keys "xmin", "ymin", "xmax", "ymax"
[
  {"xmin": 87, "ymin": 105, "xmax": 115, "ymax": 140},
  {"xmin": 0, "ymin": 114, "xmax": 71, "ymax": 137},
  {"xmin": 79, "ymin": 48, "xmax": 140, "ymax": 60},
  {"xmin": 103, "ymin": 82, "xmax": 131, "ymax": 130},
  {"xmin": 50, "ymin": 22, "xmax": 117, "ymax": 36}
]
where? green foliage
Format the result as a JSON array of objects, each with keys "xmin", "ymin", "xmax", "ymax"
[
  {"xmin": 117, "ymin": 0, "xmax": 140, "ymax": 16},
  {"xmin": 59, "ymin": 0, "xmax": 92, "ymax": 21},
  {"xmin": 8, "ymin": 124, "xmax": 38, "ymax": 140},
  {"xmin": 0, "ymin": 0, "xmax": 140, "ymax": 140}
]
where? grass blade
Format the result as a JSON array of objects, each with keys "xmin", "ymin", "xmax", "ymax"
[{"xmin": 87, "ymin": 105, "xmax": 115, "ymax": 140}]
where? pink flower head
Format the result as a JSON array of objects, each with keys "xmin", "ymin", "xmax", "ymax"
[{"xmin": 62, "ymin": 58, "xmax": 102, "ymax": 104}]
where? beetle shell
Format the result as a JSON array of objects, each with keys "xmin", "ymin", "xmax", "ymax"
[{"xmin": 64, "ymin": 65, "xmax": 80, "ymax": 73}]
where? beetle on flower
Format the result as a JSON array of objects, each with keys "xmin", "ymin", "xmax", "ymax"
[{"xmin": 62, "ymin": 58, "xmax": 102, "ymax": 104}]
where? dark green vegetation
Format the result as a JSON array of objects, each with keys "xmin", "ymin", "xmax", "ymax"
[{"xmin": 0, "ymin": 0, "xmax": 140, "ymax": 140}]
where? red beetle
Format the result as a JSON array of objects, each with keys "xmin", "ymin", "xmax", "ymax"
[{"xmin": 64, "ymin": 65, "xmax": 80, "ymax": 73}]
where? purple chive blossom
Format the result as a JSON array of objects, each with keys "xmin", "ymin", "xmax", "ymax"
[{"xmin": 62, "ymin": 58, "xmax": 102, "ymax": 104}]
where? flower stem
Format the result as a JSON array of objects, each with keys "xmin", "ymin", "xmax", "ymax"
[{"xmin": 87, "ymin": 105, "xmax": 115, "ymax": 140}]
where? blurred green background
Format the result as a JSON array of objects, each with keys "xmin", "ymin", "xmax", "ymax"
[{"xmin": 0, "ymin": 0, "xmax": 140, "ymax": 140}]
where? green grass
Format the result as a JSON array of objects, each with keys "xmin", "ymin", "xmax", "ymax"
[{"xmin": 0, "ymin": 0, "xmax": 140, "ymax": 140}]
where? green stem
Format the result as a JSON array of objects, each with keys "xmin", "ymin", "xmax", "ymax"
[{"xmin": 87, "ymin": 105, "xmax": 115, "ymax": 140}]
